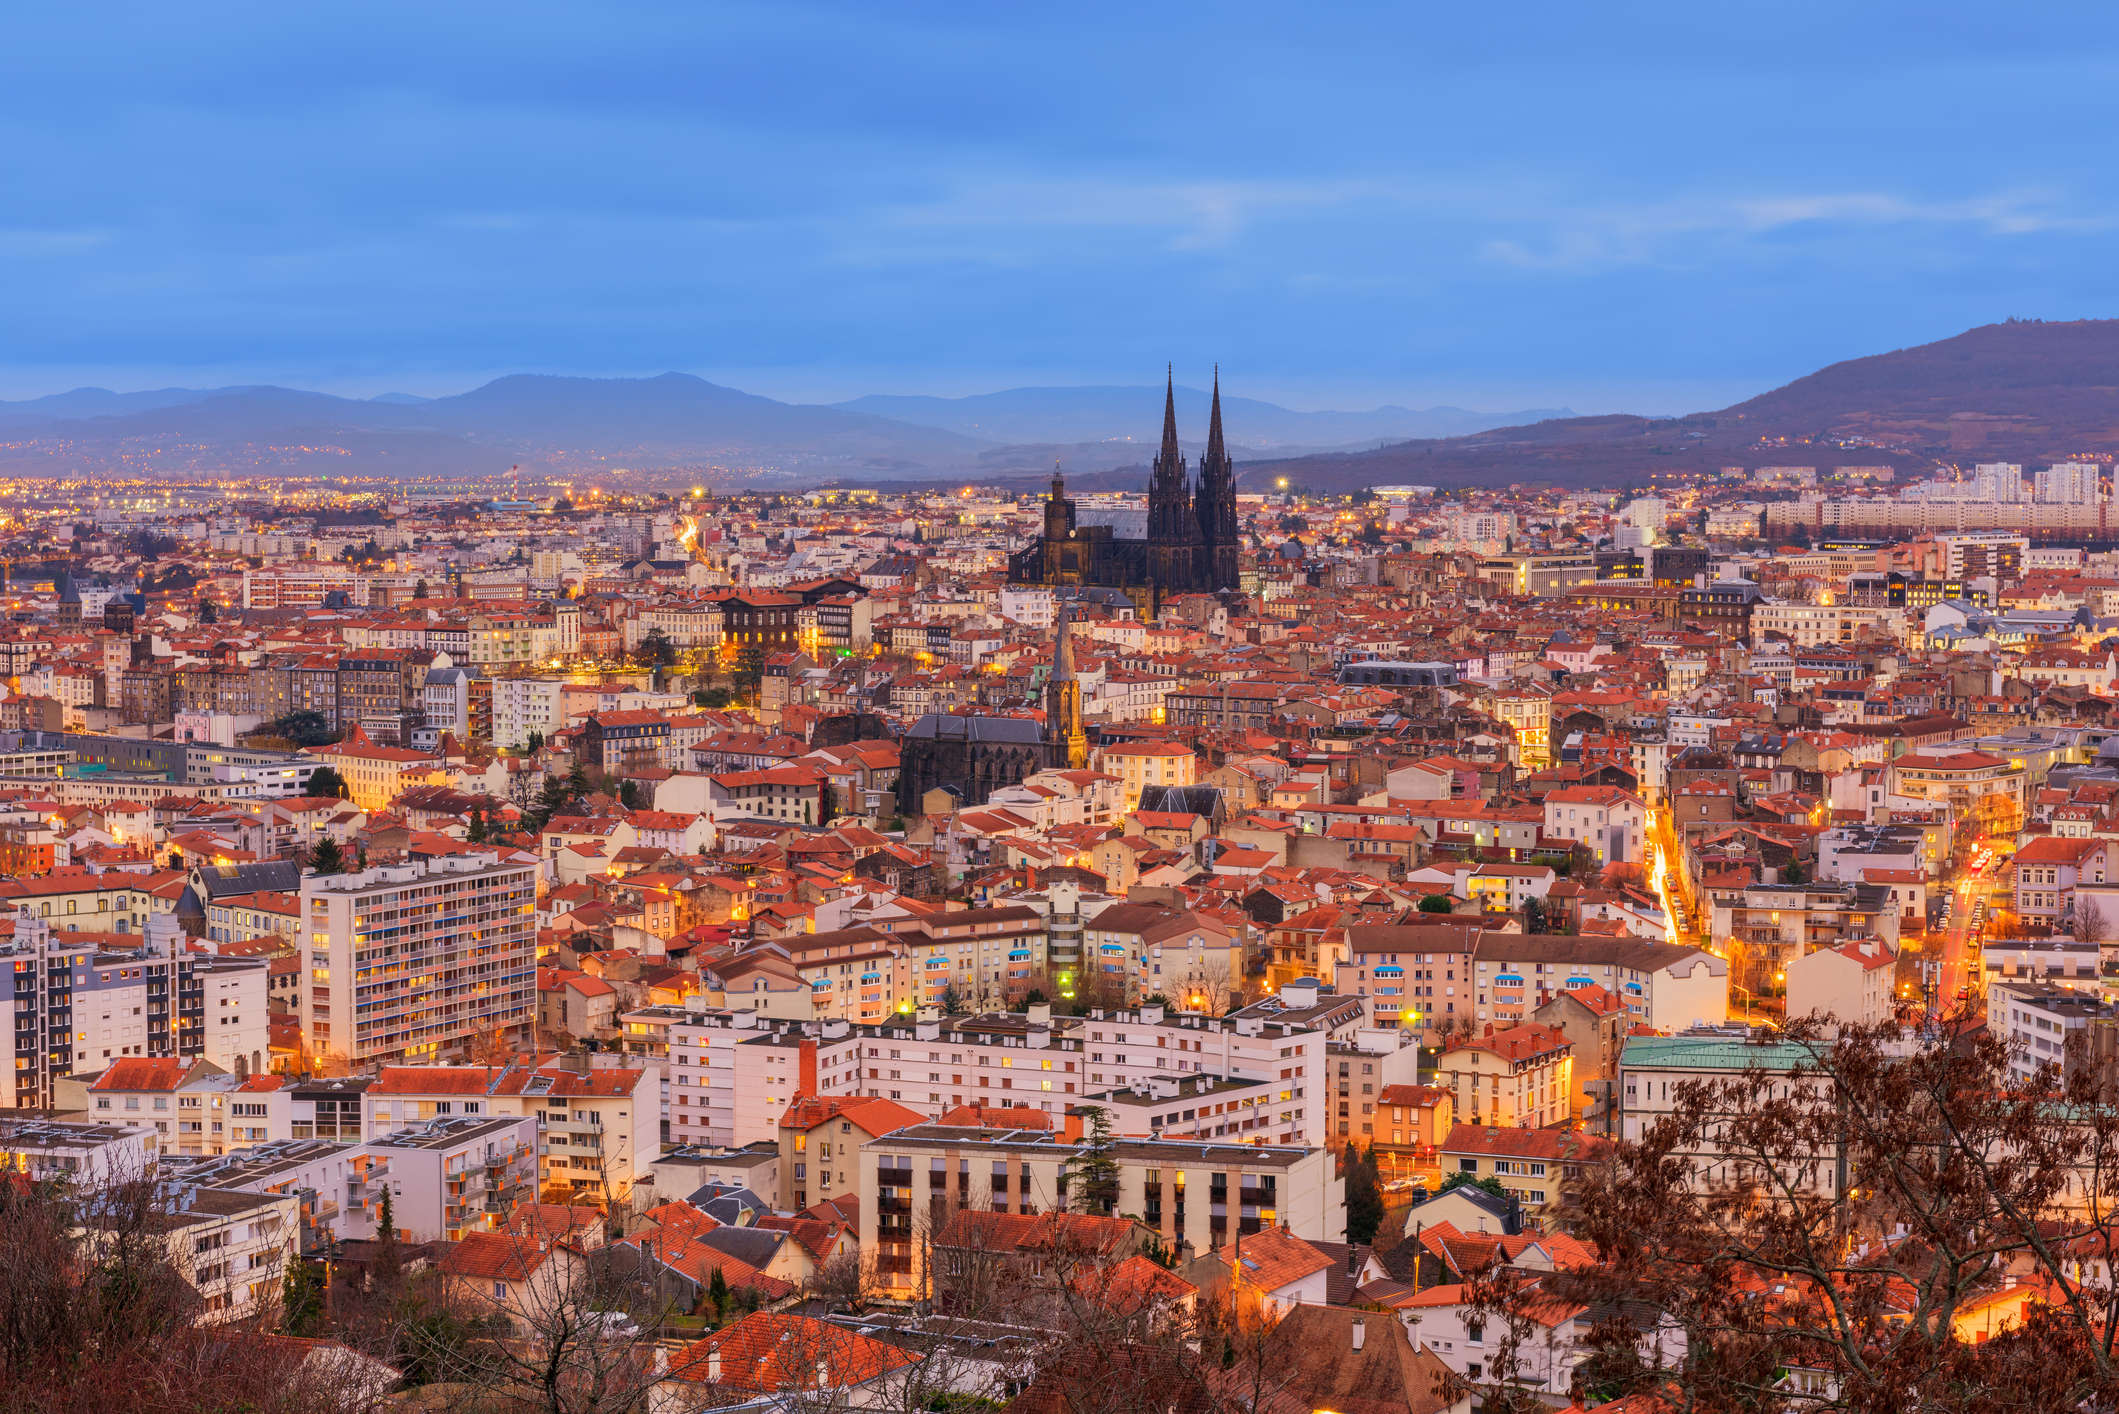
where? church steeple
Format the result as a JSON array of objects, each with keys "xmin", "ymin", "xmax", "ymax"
[
  {"xmin": 1195, "ymin": 365, "xmax": 1240, "ymax": 591},
  {"xmin": 1147, "ymin": 364, "xmax": 1200, "ymax": 602},
  {"xmin": 1159, "ymin": 365, "xmax": 1182, "ymax": 468},
  {"xmin": 1204, "ymin": 365, "xmax": 1226, "ymax": 465},
  {"xmin": 1045, "ymin": 605, "xmax": 1087, "ymax": 770}
]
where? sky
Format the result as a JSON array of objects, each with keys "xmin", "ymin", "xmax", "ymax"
[{"xmin": 5, "ymin": 2, "xmax": 2118, "ymax": 413}]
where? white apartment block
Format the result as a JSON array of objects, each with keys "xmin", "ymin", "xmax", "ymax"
[
  {"xmin": 363, "ymin": 1060, "xmax": 658, "ymax": 1200},
  {"xmin": 860, "ymin": 1126, "xmax": 1344, "ymax": 1299},
  {"xmin": 299, "ymin": 852, "xmax": 538, "ymax": 1066},
  {"xmin": 492, "ymin": 676, "xmax": 569, "ymax": 751},
  {"xmin": 2037, "ymin": 461, "xmax": 2104, "ymax": 505},
  {"xmin": 0, "ymin": 912, "xmax": 269, "ymax": 1109},
  {"xmin": 663, "ymin": 999, "xmax": 1338, "ymax": 1148},
  {"xmin": 166, "ymin": 1114, "xmax": 540, "ymax": 1247}
]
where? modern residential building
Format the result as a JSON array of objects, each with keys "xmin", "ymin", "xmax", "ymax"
[
  {"xmin": 857, "ymin": 1122, "xmax": 1345, "ymax": 1299},
  {"xmin": 298, "ymin": 850, "xmax": 538, "ymax": 1066},
  {"xmin": 0, "ymin": 910, "xmax": 268, "ymax": 1109}
]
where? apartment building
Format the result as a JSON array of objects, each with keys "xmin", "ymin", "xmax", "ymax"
[
  {"xmin": 881, "ymin": 906, "xmax": 1050, "ymax": 1012},
  {"xmin": 666, "ymin": 992, "xmax": 1349, "ymax": 1148},
  {"xmin": 298, "ymin": 851, "xmax": 538, "ymax": 1066},
  {"xmin": 0, "ymin": 911, "xmax": 269, "ymax": 1109},
  {"xmin": 0, "ymin": 1117, "xmax": 157, "ymax": 1185},
  {"xmin": 1885, "ymin": 750, "xmax": 2026, "ymax": 839},
  {"xmin": 666, "ymin": 1011, "xmax": 866, "ymax": 1148},
  {"xmin": 1098, "ymin": 740, "xmax": 1197, "ymax": 814},
  {"xmin": 1988, "ymin": 982, "xmax": 2119, "ymax": 1085},
  {"xmin": 1619, "ymin": 1034, "xmax": 1841, "ymax": 1199},
  {"xmin": 163, "ymin": 1113, "xmax": 538, "ymax": 1247},
  {"xmin": 84, "ymin": 1058, "xmax": 285, "ymax": 1159},
  {"xmin": 492, "ymin": 676, "xmax": 568, "ymax": 752},
  {"xmin": 363, "ymin": 1059, "xmax": 657, "ymax": 1201},
  {"xmin": 1321, "ymin": 1035, "xmax": 1425, "ymax": 1148},
  {"xmin": 1335, "ymin": 925, "xmax": 1728, "ymax": 1040},
  {"xmin": 777, "ymin": 1093, "xmax": 926, "ymax": 1211},
  {"xmin": 1436, "ymin": 1022, "xmax": 1574, "ymax": 1129},
  {"xmin": 858, "ymin": 1123, "xmax": 1344, "ymax": 1298}
]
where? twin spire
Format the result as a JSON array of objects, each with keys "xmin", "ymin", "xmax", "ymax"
[{"xmin": 1157, "ymin": 365, "xmax": 1227, "ymax": 473}]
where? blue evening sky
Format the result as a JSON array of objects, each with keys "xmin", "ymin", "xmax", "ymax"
[{"xmin": 3, "ymin": 2, "xmax": 2115, "ymax": 412}]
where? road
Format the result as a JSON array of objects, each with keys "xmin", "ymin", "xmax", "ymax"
[
  {"xmin": 1646, "ymin": 806, "xmax": 1705, "ymax": 951},
  {"xmin": 1932, "ymin": 849, "xmax": 2005, "ymax": 1016}
]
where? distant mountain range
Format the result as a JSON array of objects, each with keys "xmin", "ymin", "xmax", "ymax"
[
  {"xmin": 7, "ymin": 320, "xmax": 2117, "ymax": 490},
  {"xmin": 0, "ymin": 374, "xmax": 1555, "ymax": 484},
  {"xmin": 832, "ymin": 386, "xmax": 1568, "ymax": 448},
  {"xmin": 1230, "ymin": 319, "xmax": 2119, "ymax": 493}
]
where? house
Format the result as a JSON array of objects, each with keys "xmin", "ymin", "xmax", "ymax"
[
  {"xmin": 931, "ymin": 1208, "xmax": 1141, "ymax": 1312},
  {"xmin": 1437, "ymin": 1124, "xmax": 1613, "ymax": 1218},
  {"xmin": 666, "ymin": 1311, "xmax": 922, "ymax": 1399},
  {"xmin": 1540, "ymin": 786, "xmax": 1646, "ymax": 865},
  {"xmin": 602, "ymin": 1200, "xmax": 796, "ymax": 1313},
  {"xmin": 1190, "ymin": 1223, "xmax": 1336, "ymax": 1318},
  {"xmin": 1784, "ymin": 938, "xmax": 1898, "ymax": 1028},
  {"xmin": 1373, "ymin": 1084, "xmax": 1455, "ymax": 1175},
  {"xmin": 436, "ymin": 1230, "xmax": 589, "ymax": 1334},
  {"xmin": 1436, "ymin": 1023, "xmax": 1574, "ymax": 1129},
  {"xmin": 538, "ymin": 969, "xmax": 620, "ymax": 1041},
  {"xmin": 1240, "ymin": 1303, "xmax": 1468, "ymax": 1414},
  {"xmin": 776, "ymin": 1094, "xmax": 927, "ymax": 1212},
  {"xmin": 1530, "ymin": 984, "xmax": 1632, "ymax": 1123},
  {"xmin": 2014, "ymin": 835, "xmax": 2108, "ymax": 929}
]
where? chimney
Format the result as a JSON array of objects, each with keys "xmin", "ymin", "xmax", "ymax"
[
  {"xmin": 707, "ymin": 1349, "xmax": 721, "ymax": 1381},
  {"xmin": 1351, "ymin": 1316, "xmax": 1366, "ymax": 1352}
]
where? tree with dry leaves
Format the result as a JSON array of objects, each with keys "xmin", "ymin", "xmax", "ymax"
[{"xmin": 1469, "ymin": 1017, "xmax": 2119, "ymax": 1413}]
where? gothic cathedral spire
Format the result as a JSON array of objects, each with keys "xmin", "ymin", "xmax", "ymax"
[
  {"xmin": 1195, "ymin": 365, "xmax": 1240, "ymax": 591},
  {"xmin": 1147, "ymin": 364, "xmax": 1201, "ymax": 601},
  {"xmin": 1044, "ymin": 605, "xmax": 1088, "ymax": 770}
]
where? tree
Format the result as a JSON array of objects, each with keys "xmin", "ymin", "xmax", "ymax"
[
  {"xmin": 1522, "ymin": 895, "xmax": 1548, "ymax": 934},
  {"xmin": 467, "ymin": 809, "xmax": 488, "ymax": 843},
  {"xmin": 0, "ymin": 1149, "xmax": 353, "ymax": 1413},
  {"xmin": 1472, "ymin": 1018, "xmax": 2119, "ymax": 1413},
  {"xmin": 1344, "ymin": 1143, "xmax": 1385, "ymax": 1244},
  {"xmin": 639, "ymin": 629, "xmax": 675, "ymax": 667},
  {"xmin": 694, "ymin": 687, "xmax": 733, "ymax": 709},
  {"xmin": 414, "ymin": 578, "xmax": 429, "ymax": 600},
  {"xmin": 1438, "ymin": 1171, "xmax": 1508, "ymax": 1201},
  {"xmin": 615, "ymin": 778, "xmax": 645, "ymax": 811},
  {"xmin": 706, "ymin": 1266, "xmax": 730, "ymax": 1323},
  {"xmin": 281, "ymin": 1254, "xmax": 325, "ymax": 1337},
  {"xmin": 1782, "ymin": 859, "xmax": 1808, "ymax": 885},
  {"xmin": 1417, "ymin": 893, "xmax": 1455, "ymax": 914},
  {"xmin": 304, "ymin": 764, "xmax": 350, "ymax": 800},
  {"xmin": 307, "ymin": 838, "xmax": 346, "ymax": 875},
  {"xmin": 271, "ymin": 710, "xmax": 339, "ymax": 748},
  {"xmin": 524, "ymin": 729, "xmax": 545, "ymax": 755},
  {"xmin": 1063, "ymin": 1106, "xmax": 1122, "ymax": 1217},
  {"xmin": 734, "ymin": 643, "xmax": 768, "ymax": 699}
]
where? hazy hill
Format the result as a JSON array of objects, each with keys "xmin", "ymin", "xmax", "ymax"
[
  {"xmin": 1231, "ymin": 319, "xmax": 2119, "ymax": 492},
  {"xmin": 835, "ymin": 385, "xmax": 1570, "ymax": 449},
  {"xmin": 7, "ymin": 321, "xmax": 2116, "ymax": 488},
  {"xmin": 0, "ymin": 373, "xmax": 984, "ymax": 480}
]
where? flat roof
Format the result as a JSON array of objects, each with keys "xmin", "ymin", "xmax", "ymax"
[{"xmin": 1620, "ymin": 1035, "xmax": 1819, "ymax": 1073}]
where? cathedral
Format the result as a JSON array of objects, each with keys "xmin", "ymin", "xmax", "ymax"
[
  {"xmin": 1009, "ymin": 369, "xmax": 1241, "ymax": 609},
  {"xmin": 896, "ymin": 610, "xmax": 1088, "ymax": 816}
]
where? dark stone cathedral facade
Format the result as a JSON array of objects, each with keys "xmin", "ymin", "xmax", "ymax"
[{"xmin": 1008, "ymin": 370, "xmax": 1241, "ymax": 609}]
